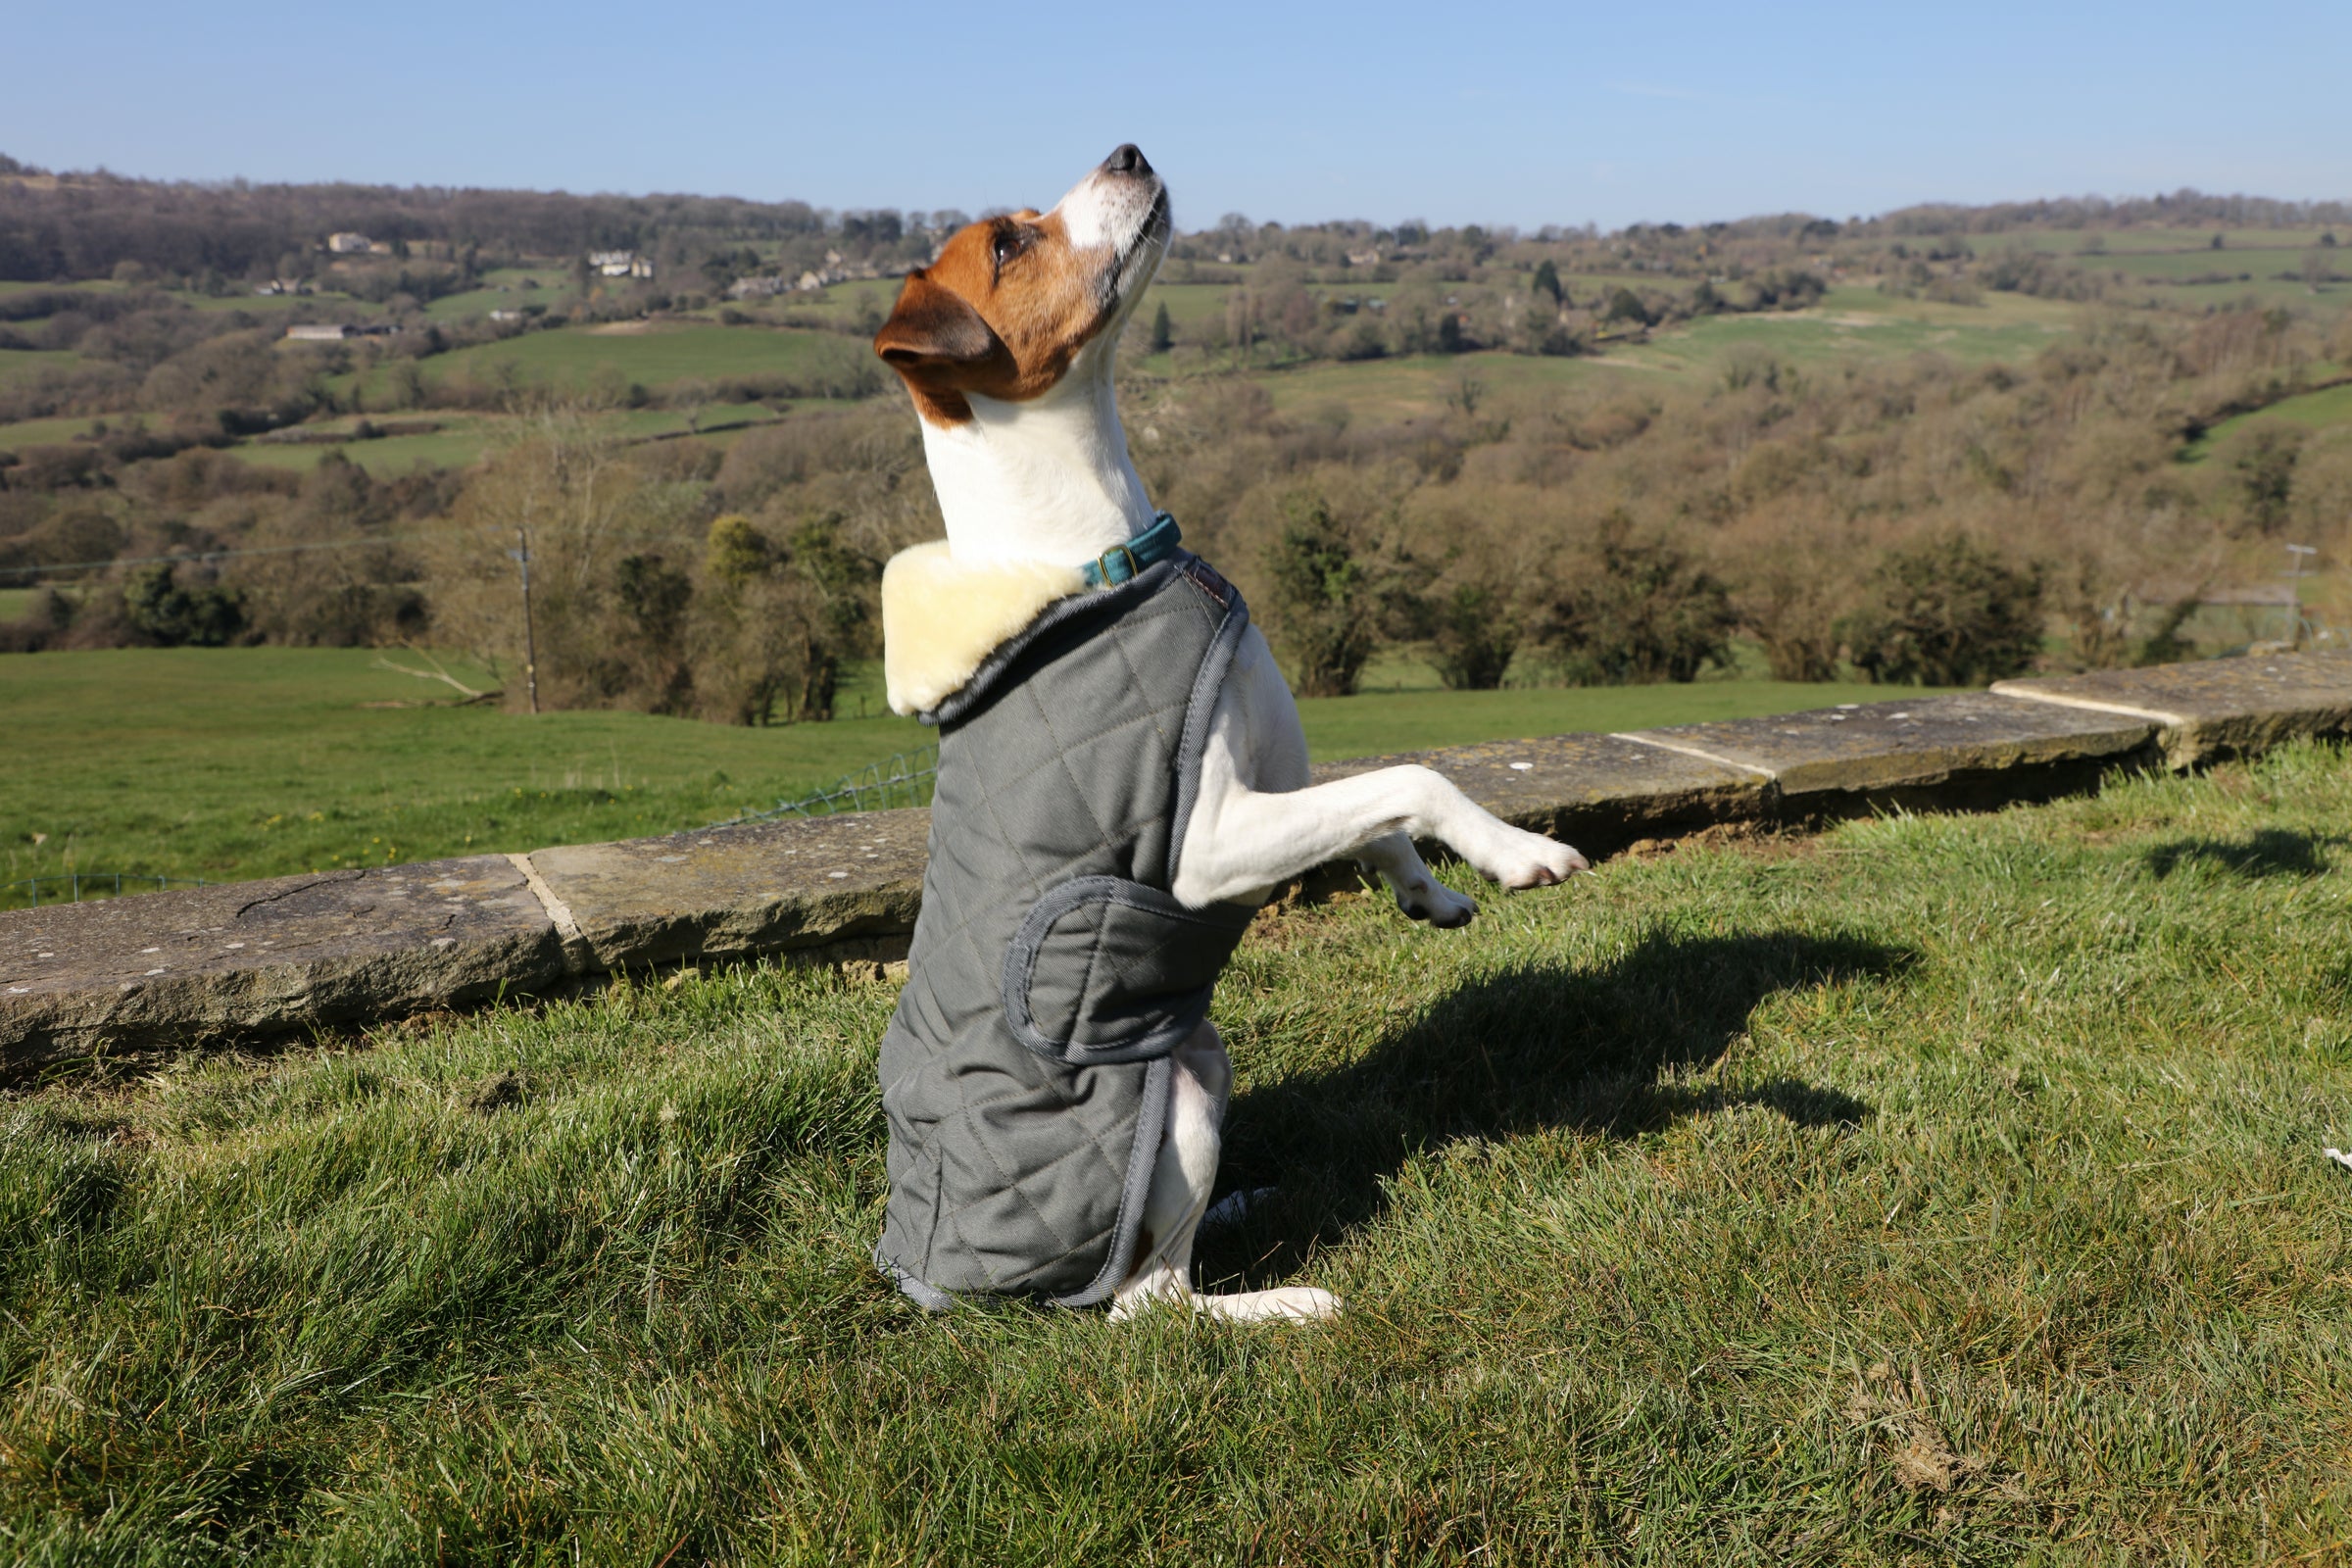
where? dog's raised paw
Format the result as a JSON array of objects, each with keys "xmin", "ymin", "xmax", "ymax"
[{"xmin": 1492, "ymin": 833, "xmax": 1589, "ymax": 890}]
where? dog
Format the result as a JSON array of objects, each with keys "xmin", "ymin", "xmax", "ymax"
[{"xmin": 867, "ymin": 144, "xmax": 1587, "ymax": 1325}]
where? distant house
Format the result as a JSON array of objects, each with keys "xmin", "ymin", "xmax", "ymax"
[
  {"xmin": 1345, "ymin": 247, "xmax": 1382, "ymax": 268},
  {"xmin": 726, "ymin": 274, "xmax": 788, "ymax": 300},
  {"xmin": 589, "ymin": 249, "xmax": 655, "ymax": 279},
  {"xmin": 284, "ymin": 323, "xmax": 397, "ymax": 342},
  {"xmin": 254, "ymin": 278, "xmax": 314, "ymax": 297},
  {"xmin": 326, "ymin": 232, "xmax": 373, "ymax": 255},
  {"xmin": 488, "ymin": 308, "xmax": 525, "ymax": 322}
]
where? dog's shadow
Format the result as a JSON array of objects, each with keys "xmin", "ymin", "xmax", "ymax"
[
  {"xmin": 1199, "ymin": 929, "xmax": 1906, "ymax": 1291},
  {"xmin": 2145, "ymin": 828, "xmax": 2345, "ymax": 881}
]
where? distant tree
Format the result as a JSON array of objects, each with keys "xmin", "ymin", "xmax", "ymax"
[
  {"xmin": 1531, "ymin": 514, "xmax": 1735, "ymax": 684},
  {"xmin": 122, "ymin": 563, "xmax": 246, "ymax": 647},
  {"xmin": 1838, "ymin": 533, "xmax": 2043, "ymax": 686},
  {"xmin": 2226, "ymin": 422, "xmax": 2303, "ymax": 535},
  {"xmin": 613, "ymin": 552, "xmax": 694, "ymax": 712},
  {"xmin": 1424, "ymin": 581, "xmax": 1520, "ymax": 690},
  {"xmin": 1149, "ymin": 301, "xmax": 1173, "ymax": 353},
  {"xmin": 2211, "ymin": 233, "xmax": 2226, "ymax": 250},
  {"xmin": 1602, "ymin": 287, "xmax": 1652, "ymax": 328},
  {"xmin": 1436, "ymin": 313, "xmax": 1466, "ymax": 354},
  {"xmin": 1260, "ymin": 495, "xmax": 1392, "ymax": 697},
  {"xmin": 781, "ymin": 511, "xmax": 876, "ymax": 721},
  {"xmin": 1531, "ymin": 259, "xmax": 1562, "ymax": 307}
]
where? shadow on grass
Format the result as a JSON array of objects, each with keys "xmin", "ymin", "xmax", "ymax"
[
  {"xmin": 1202, "ymin": 928, "xmax": 1906, "ymax": 1290},
  {"xmin": 2146, "ymin": 829, "xmax": 2345, "ymax": 880}
]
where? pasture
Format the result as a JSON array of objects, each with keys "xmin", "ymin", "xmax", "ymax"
[
  {"xmin": 2201, "ymin": 379, "xmax": 2352, "ymax": 444},
  {"xmin": 1, "ymin": 742, "xmax": 2344, "ymax": 1560},
  {"xmin": 0, "ymin": 349, "xmax": 81, "ymax": 386},
  {"xmin": 227, "ymin": 403, "xmax": 786, "ymax": 475},
  {"xmin": 1249, "ymin": 288, "xmax": 2081, "ymax": 420},
  {"xmin": 4, "ymin": 647, "xmax": 1932, "ymax": 900},
  {"xmin": 335, "ymin": 321, "xmax": 858, "ymax": 406}
]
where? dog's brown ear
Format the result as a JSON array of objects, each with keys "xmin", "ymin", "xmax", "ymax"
[{"xmin": 874, "ymin": 271, "xmax": 1005, "ymax": 373}]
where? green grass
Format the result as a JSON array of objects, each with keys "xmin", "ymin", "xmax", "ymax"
[
  {"xmin": 0, "ymin": 648, "xmax": 926, "ymax": 899},
  {"xmin": 337, "ymin": 322, "xmax": 847, "ymax": 405},
  {"xmin": 2202, "ymin": 380, "xmax": 2352, "ymax": 445},
  {"xmin": 0, "ymin": 588, "xmax": 36, "ymax": 620},
  {"xmin": 0, "ymin": 348, "xmax": 81, "ymax": 385},
  {"xmin": 1994, "ymin": 227, "xmax": 2335, "ymax": 256},
  {"xmin": 1292, "ymin": 677, "xmax": 1936, "ymax": 760},
  {"xmin": 4, "ymin": 647, "xmax": 1952, "ymax": 898},
  {"xmin": 228, "ymin": 420, "xmax": 512, "ymax": 476},
  {"xmin": 3, "ymin": 742, "xmax": 2346, "ymax": 1560},
  {"xmin": 419, "ymin": 270, "xmax": 570, "ymax": 323},
  {"xmin": 224, "ymin": 405, "xmax": 783, "ymax": 475},
  {"xmin": 1245, "ymin": 290, "xmax": 2082, "ymax": 420},
  {"xmin": 0, "ymin": 415, "xmax": 108, "ymax": 450},
  {"xmin": 1622, "ymin": 288, "xmax": 2078, "ymax": 372}
]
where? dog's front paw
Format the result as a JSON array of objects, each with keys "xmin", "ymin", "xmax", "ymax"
[
  {"xmin": 1399, "ymin": 880, "xmax": 1477, "ymax": 928},
  {"xmin": 1485, "ymin": 829, "xmax": 1590, "ymax": 890}
]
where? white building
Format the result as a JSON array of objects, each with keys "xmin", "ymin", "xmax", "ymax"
[
  {"xmin": 589, "ymin": 249, "xmax": 655, "ymax": 279},
  {"xmin": 326, "ymin": 232, "xmax": 372, "ymax": 255}
]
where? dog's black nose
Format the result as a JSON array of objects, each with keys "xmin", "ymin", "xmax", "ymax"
[{"xmin": 1103, "ymin": 143, "xmax": 1151, "ymax": 175}]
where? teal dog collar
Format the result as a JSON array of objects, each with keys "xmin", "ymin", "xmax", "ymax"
[{"xmin": 1083, "ymin": 513, "xmax": 1182, "ymax": 588}]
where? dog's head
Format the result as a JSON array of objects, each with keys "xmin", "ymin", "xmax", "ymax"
[{"xmin": 874, "ymin": 144, "xmax": 1169, "ymax": 426}]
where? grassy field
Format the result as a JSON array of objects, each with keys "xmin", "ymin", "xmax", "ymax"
[
  {"xmin": 2, "ymin": 742, "xmax": 2345, "ymax": 1560},
  {"xmin": 1994, "ymin": 228, "xmax": 2336, "ymax": 256},
  {"xmin": 228, "ymin": 404, "xmax": 787, "ymax": 475},
  {"xmin": 2202, "ymin": 379, "xmax": 2352, "ymax": 444},
  {"xmin": 1622, "ymin": 288, "xmax": 2080, "ymax": 372},
  {"xmin": 0, "ymin": 349, "xmax": 81, "ymax": 386},
  {"xmin": 0, "ymin": 403, "xmax": 792, "ymax": 476},
  {"xmin": 334, "ymin": 321, "xmax": 851, "ymax": 406},
  {"xmin": 1247, "ymin": 289, "xmax": 2082, "ymax": 419},
  {"xmin": 3, "ymin": 647, "xmax": 1941, "ymax": 900},
  {"xmin": 0, "ymin": 649, "xmax": 926, "ymax": 900}
]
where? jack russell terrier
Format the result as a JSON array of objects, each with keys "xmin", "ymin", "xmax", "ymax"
[{"xmin": 868, "ymin": 144, "xmax": 1586, "ymax": 1324}]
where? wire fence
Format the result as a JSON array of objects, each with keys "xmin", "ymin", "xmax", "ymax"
[
  {"xmin": 708, "ymin": 745, "xmax": 939, "ymax": 829},
  {"xmin": 4, "ymin": 871, "xmax": 212, "ymax": 909}
]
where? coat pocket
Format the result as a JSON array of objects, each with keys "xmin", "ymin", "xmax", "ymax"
[{"xmin": 1002, "ymin": 875, "xmax": 1255, "ymax": 1065}]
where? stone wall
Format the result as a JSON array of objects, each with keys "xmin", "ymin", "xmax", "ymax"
[{"xmin": 7, "ymin": 653, "xmax": 2347, "ymax": 1069}]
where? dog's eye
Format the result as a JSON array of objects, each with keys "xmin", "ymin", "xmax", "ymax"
[{"xmin": 992, "ymin": 227, "xmax": 1030, "ymax": 269}]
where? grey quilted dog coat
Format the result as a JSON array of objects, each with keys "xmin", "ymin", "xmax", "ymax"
[{"xmin": 874, "ymin": 552, "xmax": 1256, "ymax": 1308}]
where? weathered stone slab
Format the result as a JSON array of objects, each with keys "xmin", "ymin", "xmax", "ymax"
[
  {"xmin": 14, "ymin": 654, "xmax": 2338, "ymax": 1066},
  {"xmin": 1621, "ymin": 693, "xmax": 2159, "ymax": 812},
  {"xmin": 523, "ymin": 808, "xmax": 931, "ymax": 971},
  {"xmin": 0, "ymin": 856, "xmax": 562, "ymax": 1066},
  {"xmin": 1993, "ymin": 651, "xmax": 2352, "ymax": 766},
  {"xmin": 1313, "ymin": 730, "xmax": 1770, "ymax": 856}
]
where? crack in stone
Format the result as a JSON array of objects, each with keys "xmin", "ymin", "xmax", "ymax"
[{"xmin": 235, "ymin": 870, "xmax": 364, "ymax": 920}]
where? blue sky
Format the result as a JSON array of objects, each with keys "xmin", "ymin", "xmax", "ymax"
[{"xmin": 4, "ymin": 1, "xmax": 2344, "ymax": 231}]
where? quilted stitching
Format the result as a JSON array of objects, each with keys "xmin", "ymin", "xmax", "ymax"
[{"xmin": 874, "ymin": 563, "xmax": 1251, "ymax": 1304}]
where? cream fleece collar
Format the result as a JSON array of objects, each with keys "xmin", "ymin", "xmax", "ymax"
[{"xmin": 881, "ymin": 542, "xmax": 1088, "ymax": 715}]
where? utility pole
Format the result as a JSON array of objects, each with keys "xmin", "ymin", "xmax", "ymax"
[
  {"xmin": 509, "ymin": 527, "xmax": 539, "ymax": 714},
  {"xmin": 2284, "ymin": 543, "xmax": 2316, "ymax": 651}
]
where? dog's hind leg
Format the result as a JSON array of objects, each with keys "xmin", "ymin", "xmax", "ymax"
[{"xmin": 1110, "ymin": 1023, "xmax": 1341, "ymax": 1326}]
